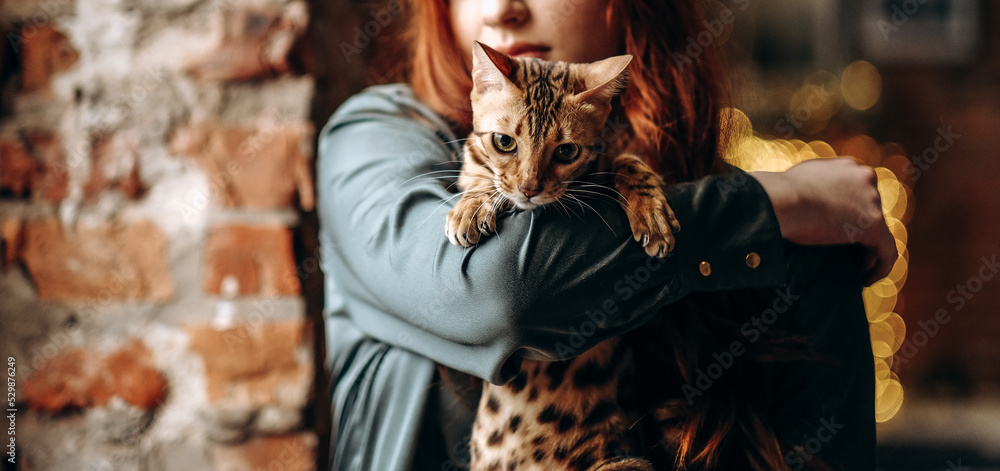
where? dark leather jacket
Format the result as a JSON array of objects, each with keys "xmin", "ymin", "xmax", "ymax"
[{"xmin": 318, "ymin": 85, "xmax": 874, "ymax": 470}]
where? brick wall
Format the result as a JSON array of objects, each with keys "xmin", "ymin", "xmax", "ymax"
[{"xmin": 0, "ymin": 0, "xmax": 323, "ymax": 469}]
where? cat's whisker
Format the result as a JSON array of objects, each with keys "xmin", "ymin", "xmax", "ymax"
[
  {"xmin": 550, "ymin": 202, "xmax": 563, "ymax": 218},
  {"xmin": 465, "ymin": 170, "xmax": 498, "ymax": 181},
  {"xmin": 441, "ymin": 137, "xmax": 471, "ymax": 146},
  {"xmin": 565, "ymin": 180, "xmax": 628, "ymax": 198},
  {"xmin": 564, "ymin": 193, "xmax": 589, "ymax": 216},
  {"xmin": 558, "ymin": 199, "xmax": 573, "ymax": 218},
  {"xmin": 430, "ymin": 160, "xmax": 463, "ymax": 168},
  {"xmin": 628, "ymin": 411, "xmax": 652, "ymax": 432},
  {"xmin": 587, "ymin": 190, "xmax": 640, "ymax": 219},
  {"xmin": 394, "ymin": 170, "xmax": 465, "ymax": 190},
  {"xmin": 419, "ymin": 190, "xmax": 471, "ymax": 228},
  {"xmin": 565, "ymin": 194, "xmax": 616, "ymax": 235},
  {"xmin": 566, "ymin": 179, "xmax": 616, "ymax": 187},
  {"xmin": 565, "ymin": 187, "xmax": 617, "ymax": 200},
  {"xmin": 566, "ymin": 185, "xmax": 631, "ymax": 209},
  {"xmin": 549, "ymin": 198, "xmax": 567, "ymax": 218},
  {"xmin": 454, "ymin": 176, "xmax": 498, "ymax": 185},
  {"xmin": 489, "ymin": 192, "xmax": 506, "ymax": 242},
  {"xmin": 566, "ymin": 188, "xmax": 627, "ymax": 210},
  {"xmin": 554, "ymin": 198, "xmax": 581, "ymax": 220},
  {"xmin": 579, "ymin": 171, "xmax": 631, "ymax": 187},
  {"xmin": 468, "ymin": 194, "xmax": 496, "ymax": 231}
]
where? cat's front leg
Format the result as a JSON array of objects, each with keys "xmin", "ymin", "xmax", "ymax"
[
  {"xmin": 446, "ymin": 188, "xmax": 504, "ymax": 247},
  {"xmin": 611, "ymin": 154, "xmax": 681, "ymax": 258}
]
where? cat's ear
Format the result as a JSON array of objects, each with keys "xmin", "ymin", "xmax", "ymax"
[
  {"xmin": 577, "ymin": 54, "xmax": 632, "ymax": 104},
  {"xmin": 472, "ymin": 41, "xmax": 517, "ymax": 93}
]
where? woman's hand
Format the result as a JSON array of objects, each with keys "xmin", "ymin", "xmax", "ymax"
[{"xmin": 751, "ymin": 158, "xmax": 898, "ymax": 286}]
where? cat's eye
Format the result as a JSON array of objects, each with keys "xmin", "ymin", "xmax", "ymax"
[
  {"xmin": 553, "ymin": 144, "xmax": 581, "ymax": 163},
  {"xmin": 492, "ymin": 133, "xmax": 517, "ymax": 153}
]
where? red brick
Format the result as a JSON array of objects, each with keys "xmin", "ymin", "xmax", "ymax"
[
  {"xmin": 187, "ymin": 2, "xmax": 308, "ymax": 81},
  {"xmin": 104, "ymin": 340, "xmax": 169, "ymax": 409},
  {"xmin": 20, "ymin": 25, "xmax": 79, "ymax": 95},
  {"xmin": 170, "ymin": 123, "xmax": 314, "ymax": 210},
  {"xmin": 25, "ymin": 132, "xmax": 70, "ymax": 204},
  {"xmin": 0, "ymin": 133, "xmax": 68, "ymax": 203},
  {"xmin": 18, "ymin": 218, "xmax": 175, "ymax": 301},
  {"xmin": 0, "ymin": 138, "xmax": 39, "ymax": 197},
  {"xmin": 22, "ymin": 340, "xmax": 167, "ymax": 412},
  {"xmin": 2, "ymin": 219, "xmax": 24, "ymax": 267},
  {"xmin": 202, "ymin": 224, "xmax": 301, "ymax": 296},
  {"xmin": 83, "ymin": 133, "xmax": 144, "ymax": 201},
  {"xmin": 186, "ymin": 320, "xmax": 310, "ymax": 404},
  {"xmin": 214, "ymin": 434, "xmax": 316, "ymax": 471}
]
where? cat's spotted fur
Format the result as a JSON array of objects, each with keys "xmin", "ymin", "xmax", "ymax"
[
  {"xmin": 446, "ymin": 42, "xmax": 680, "ymax": 471},
  {"xmin": 468, "ymin": 338, "xmax": 655, "ymax": 471}
]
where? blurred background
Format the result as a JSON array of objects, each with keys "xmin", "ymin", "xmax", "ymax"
[
  {"xmin": 714, "ymin": 1, "xmax": 1000, "ymax": 469},
  {"xmin": 0, "ymin": 0, "xmax": 997, "ymax": 470}
]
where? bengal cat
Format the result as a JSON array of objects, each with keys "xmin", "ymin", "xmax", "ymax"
[{"xmin": 445, "ymin": 42, "xmax": 679, "ymax": 471}]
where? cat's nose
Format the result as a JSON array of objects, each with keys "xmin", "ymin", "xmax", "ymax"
[{"xmin": 519, "ymin": 185, "xmax": 542, "ymax": 198}]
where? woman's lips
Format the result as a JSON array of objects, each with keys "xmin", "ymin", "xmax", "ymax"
[{"xmin": 498, "ymin": 43, "xmax": 551, "ymax": 58}]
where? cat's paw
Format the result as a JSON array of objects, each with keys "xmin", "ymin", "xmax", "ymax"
[
  {"xmin": 446, "ymin": 193, "xmax": 499, "ymax": 247},
  {"xmin": 626, "ymin": 195, "xmax": 680, "ymax": 258}
]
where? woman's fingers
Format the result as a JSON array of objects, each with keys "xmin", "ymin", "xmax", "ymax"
[{"xmin": 864, "ymin": 222, "xmax": 899, "ymax": 286}]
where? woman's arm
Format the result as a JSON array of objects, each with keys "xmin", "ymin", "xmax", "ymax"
[
  {"xmin": 752, "ymin": 160, "xmax": 898, "ymax": 286},
  {"xmin": 318, "ymin": 86, "xmax": 790, "ymax": 384}
]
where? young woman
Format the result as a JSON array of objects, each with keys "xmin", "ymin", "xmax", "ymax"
[{"xmin": 319, "ymin": 1, "xmax": 895, "ymax": 469}]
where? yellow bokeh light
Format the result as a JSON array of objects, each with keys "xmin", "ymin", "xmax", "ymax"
[
  {"xmin": 842, "ymin": 61, "xmax": 882, "ymax": 111},
  {"xmin": 789, "ymin": 85, "xmax": 836, "ymax": 122},
  {"xmin": 719, "ymin": 107, "xmax": 753, "ymax": 159},
  {"xmin": 868, "ymin": 277, "xmax": 897, "ymax": 298},
  {"xmin": 840, "ymin": 135, "xmax": 881, "ymax": 166},
  {"xmin": 871, "ymin": 340, "xmax": 895, "ymax": 359},
  {"xmin": 885, "ymin": 190, "xmax": 908, "ymax": 222},
  {"xmin": 875, "ymin": 374, "xmax": 889, "ymax": 397},
  {"xmin": 808, "ymin": 140, "xmax": 837, "ymax": 158},
  {"xmin": 876, "ymin": 379, "xmax": 904, "ymax": 422},
  {"xmin": 771, "ymin": 139, "xmax": 795, "ymax": 154},
  {"xmin": 863, "ymin": 288, "xmax": 897, "ymax": 323},
  {"xmin": 886, "ymin": 217, "xmax": 908, "ymax": 246},
  {"xmin": 721, "ymin": 110, "xmax": 911, "ymax": 423},
  {"xmin": 885, "ymin": 312, "xmax": 906, "ymax": 346},
  {"xmin": 875, "ymin": 358, "xmax": 891, "ymax": 380},
  {"xmin": 879, "ymin": 178, "xmax": 902, "ymax": 213},
  {"xmin": 870, "ymin": 314, "xmax": 905, "ymax": 358},
  {"xmin": 888, "ymin": 256, "xmax": 909, "ymax": 288},
  {"xmin": 875, "ymin": 166, "xmax": 899, "ymax": 184}
]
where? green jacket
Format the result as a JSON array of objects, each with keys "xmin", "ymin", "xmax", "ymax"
[{"xmin": 318, "ymin": 84, "xmax": 874, "ymax": 470}]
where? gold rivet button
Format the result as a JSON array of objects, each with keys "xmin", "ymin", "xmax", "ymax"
[
  {"xmin": 699, "ymin": 261, "xmax": 711, "ymax": 276},
  {"xmin": 746, "ymin": 252, "xmax": 761, "ymax": 269}
]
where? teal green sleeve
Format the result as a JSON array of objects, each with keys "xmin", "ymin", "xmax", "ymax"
[{"xmin": 318, "ymin": 85, "xmax": 786, "ymax": 385}]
